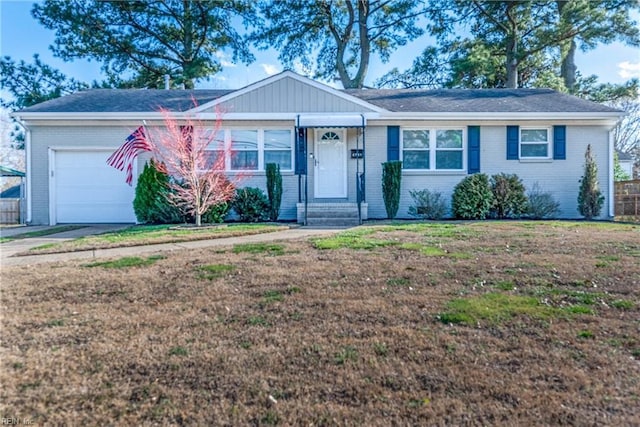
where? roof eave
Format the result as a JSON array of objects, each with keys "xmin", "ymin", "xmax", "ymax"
[{"xmin": 376, "ymin": 111, "xmax": 624, "ymax": 121}]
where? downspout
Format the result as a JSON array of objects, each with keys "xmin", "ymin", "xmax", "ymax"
[
  {"xmin": 356, "ymin": 126, "xmax": 361, "ymax": 225},
  {"xmin": 15, "ymin": 117, "xmax": 32, "ymax": 224},
  {"xmin": 608, "ymin": 129, "xmax": 614, "ymax": 219}
]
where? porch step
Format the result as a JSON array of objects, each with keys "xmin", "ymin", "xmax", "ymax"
[{"xmin": 297, "ymin": 203, "xmax": 367, "ymax": 227}]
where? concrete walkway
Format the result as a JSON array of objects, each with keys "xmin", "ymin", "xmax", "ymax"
[{"xmin": 0, "ymin": 225, "xmax": 346, "ymax": 268}]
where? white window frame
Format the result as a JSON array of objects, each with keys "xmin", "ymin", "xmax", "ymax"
[
  {"xmin": 519, "ymin": 127, "xmax": 551, "ymax": 160},
  {"xmin": 401, "ymin": 127, "xmax": 466, "ymax": 171},
  {"xmin": 203, "ymin": 128, "xmax": 295, "ymax": 172}
]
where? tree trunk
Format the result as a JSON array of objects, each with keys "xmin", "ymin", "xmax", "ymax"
[
  {"xmin": 560, "ymin": 38, "xmax": 577, "ymax": 91},
  {"xmin": 505, "ymin": 35, "xmax": 518, "ymax": 88}
]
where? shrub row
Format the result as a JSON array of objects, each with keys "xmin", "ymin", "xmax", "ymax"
[
  {"xmin": 134, "ymin": 161, "xmax": 282, "ymax": 224},
  {"xmin": 409, "ymin": 173, "xmax": 561, "ymax": 220}
]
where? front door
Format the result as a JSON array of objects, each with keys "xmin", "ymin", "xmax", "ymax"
[{"xmin": 314, "ymin": 130, "xmax": 347, "ymax": 198}]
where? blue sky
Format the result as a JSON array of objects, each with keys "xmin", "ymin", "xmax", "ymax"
[{"xmin": 1, "ymin": 0, "xmax": 639, "ymax": 90}]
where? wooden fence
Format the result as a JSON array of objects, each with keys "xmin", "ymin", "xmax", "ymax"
[
  {"xmin": 615, "ymin": 180, "xmax": 640, "ymax": 222},
  {"xmin": 0, "ymin": 199, "xmax": 21, "ymax": 224}
]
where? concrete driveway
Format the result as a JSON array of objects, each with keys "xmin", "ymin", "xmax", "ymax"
[
  {"xmin": 0, "ymin": 224, "xmax": 345, "ymax": 267},
  {"xmin": 0, "ymin": 224, "xmax": 132, "ymax": 264}
]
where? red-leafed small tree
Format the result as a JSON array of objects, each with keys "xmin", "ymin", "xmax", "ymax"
[{"xmin": 147, "ymin": 108, "xmax": 238, "ymax": 226}]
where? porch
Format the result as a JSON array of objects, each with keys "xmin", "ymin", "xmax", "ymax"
[{"xmin": 295, "ymin": 114, "xmax": 367, "ymax": 226}]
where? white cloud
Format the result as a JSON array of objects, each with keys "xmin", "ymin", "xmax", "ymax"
[
  {"xmin": 260, "ymin": 63, "xmax": 281, "ymax": 76},
  {"xmin": 215, "ymin": 51, "xmax": 236, "ymax": 68},
  {"xmin": 618, "ymin": 61, "xmax": 640, "ymax": 79}
]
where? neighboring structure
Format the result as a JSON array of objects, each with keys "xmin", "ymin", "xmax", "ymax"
[
  {"xmin": 14, "ymin": 71, "xmax": 623, "ymax": 225},
  {"xmin": 0, "ymin": 165, "xmax": 26, "ymax": 224},
  {"xmin": 617, "ymin": 150, "xmax": 635, "ymax": 179}
]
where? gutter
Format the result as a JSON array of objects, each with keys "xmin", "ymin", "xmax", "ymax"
[{"xmin": 13, "ymin": 117, "xmax": 32, "ymax": 224}]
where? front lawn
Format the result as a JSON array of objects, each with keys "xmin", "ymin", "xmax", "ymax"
[
  {"xmin": 24, "ymin": 223, "xmax": 288, "ymax": 254},
  {"xmin": 2, "ymin": 221, "xmax": 639, "ymax": 425}
]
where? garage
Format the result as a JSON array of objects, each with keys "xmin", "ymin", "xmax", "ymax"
[{"xmin": 52, "ymin": 150, "xmax": 136, "ymax": 223}]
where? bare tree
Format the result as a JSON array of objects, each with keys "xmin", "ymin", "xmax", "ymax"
[{"xmin": 148, "ymin": 109, "xmax": 238, "ymax": 226}]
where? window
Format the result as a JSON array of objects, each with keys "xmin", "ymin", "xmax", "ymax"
[
  {"xmin": 520, "ymin": 128, "xmax": 549, "ymax": 159},
  {"xmin": 402, "ymin": 128, "xmax": 464, "ymax": 170},
  {"xmin": 264, "ymin": 130, "xmax": 292, "ymax": 170},
  {"xmin": 203, "ymin": 129, "xmax": 225, "ymax": 169},
  {"xmin": 203, "ymin": 128, "xmax": 293, "ymax": 172},
  {"xmin": 402, "ymin": 130, "xmax": 430, "ymax": 169},
  {"xmin": 230, "ymin": 130, "xmax": 258, "ymax": 170}
]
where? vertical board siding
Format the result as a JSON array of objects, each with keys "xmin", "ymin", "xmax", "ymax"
[{"xmin": 217, "ymin": 77, "xmax": 375, "ymax": 113}]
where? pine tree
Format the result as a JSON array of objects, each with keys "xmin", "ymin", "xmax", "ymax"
[
  {"xmin": 133, "ymin": 159, "xmax": 182, "ymax": 224},
  {"xmin": 577, "ymin": 144, "xmax": 604, "ymax": 220}
]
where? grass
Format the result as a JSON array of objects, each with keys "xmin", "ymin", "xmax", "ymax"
[
  {"xmin": 438, "ymin": 292, "xmax": 560, "ymax": 326},
  {"xmin": 25, "ymin": 223, "xmax": 287, "ymax": 254},
  {"xmin": 83, "ymin": 255, "xmax": 165, "ymax": 269},
  {"xmin": 232, "ymin": 242, "xmax": 285, "ymax": 255},
  {"xmin": 196, "ymin": 264, "xmax": 235, "ymax": 280},
  {"xmin": 0, "ymin": 225, "xmax": 84, "ymax": 243},
  {"xmin": 2, "ymin": 221, "xmax": 640, "ymax": 425}
]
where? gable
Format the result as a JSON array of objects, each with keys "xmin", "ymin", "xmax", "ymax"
[{"xmin": 200, "ymin": 74, "xmax": 379, "ymax": 114}]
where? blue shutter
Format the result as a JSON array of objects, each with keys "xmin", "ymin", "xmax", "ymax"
[
  {"xmin": 387, "ymin": 126, "xmax": 400, "ymax": 161},
  {"xmin": 467, "ymin": 126, "xmax": 480, "ymax": 174},
  {"xmin": 506, "ymin": 125, "xmax": 519, "ymax": 160},
  {"xmin": 553, "ymin": 125, "xmax": 566, "ymax": 160},
  {"xmin": 294, "ymin": 128, "xmax": 307, "ymax": 175}
]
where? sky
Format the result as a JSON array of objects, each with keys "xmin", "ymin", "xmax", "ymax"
[{"xmin": 1, "ymin": 0, "xmax": 639, "ymax": 91}]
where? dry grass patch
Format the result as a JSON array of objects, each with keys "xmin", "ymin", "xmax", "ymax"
[
  {"xmin": 1, "ymin": 221, "xmax": 640, "ymax": 425},
  {"xmin": 24, "ymin": 223, "xmax": 287, "ymax": 254}
]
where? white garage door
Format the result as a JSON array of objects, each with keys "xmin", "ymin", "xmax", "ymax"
[{"xmin": 54, "ymin": 150, "xmax": 136, "ymax": 223}]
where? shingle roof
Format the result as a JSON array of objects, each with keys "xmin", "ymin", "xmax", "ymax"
[
  {"xmin": 19, "ymin": 89, "xmax": 233, "ymax": 113},
  {"xmin": 345, "ymin": 88, "xmax": 621, "ymax": 113},
  {"xmin": 18, "ymin": 85, "xmax": 620, "ymax": 115}
]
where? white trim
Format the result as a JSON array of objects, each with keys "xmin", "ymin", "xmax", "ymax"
[
  {"xmin": 608, "ymin": 130, "xmax": 615, "ymax": 218},
  {"xmin": 25, "ymin": 125, "xmax": 32, "ymax": 224},
  {"xmin": 48, "ymin": 148, "xmax": 55, "ymax": 225},
  {"xmin": 400, "ymin": 127, "xmax": 466, "ymax": 172},
  {"xmin": 375, "ymin": 112, "xmax": 622, "ymax": 122},
  {"xmin": 14, "ymin": 111, "xmax": 622, "ymax": 125},
  {"xmin": 519, "ymin": 126, "xmax": 551, "ymax": 160},
  {"xmin": 298, "ymin": 113, "xmax": 366, "ymax": 128},
  {"xmin": 189, "ymin": 70, "xmax": 386, "ymax": 114},
  {"xmin": 314, "ymin": 128, "xmax": 348, "ymax": 198}
]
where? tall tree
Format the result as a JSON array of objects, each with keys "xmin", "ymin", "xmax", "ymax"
[
  {"xmin": 32, "ymin": 0, "xmax": 258, "ymax": 89},
  {"xmin": 0, "ymin": 54, "xmax": 89, "ymax": 149},
  {"xmin": 556, "ymin": 0, "xmax": 640, "ymax": 91},
  {"xmin": 253, "ymin": 0, "xmax": 427, "ymax": 89},
  {"xmin": 0, "ymin": 54, "xmax": 88, "ymax": 110},
  {"xmin": 386, "ymin": 0, "xmax": 639, "ymax": 90}
]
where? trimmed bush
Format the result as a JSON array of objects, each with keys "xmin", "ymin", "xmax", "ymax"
[
  {"xmin": 232, "ymin": 187, "xmax": 269, "ymax": 222},
  {"xmin": 490, "ymin": 173, "xmax": 528, "ymax": 219},
  {"xmin": 265, "ymin": 163, "xmax": 283, "ymax": 221},
  {"xmin": 578, "ymin": 144, "xmax": 604, "ymax": 219},
  {"xmin": 526, "ymin": 182, "xmax": 560, "ymax": 219},
  {"xmin": 451, "ymin": 174, "xmax": 494, "ymax": 220},
  {"xmin": 133, "ymin": 159, "xmax": 183, "ymax": 224},
  {"xmin": 202, "ymin": 202, "xmax": 231, "ymax": 224},
  {"xmin": 382, "ymin": 161, "xmax": 402, "ymax": 219},
  {"xmin": 407, "ymin": 189, "xmax": 448, "ymax": 220}
]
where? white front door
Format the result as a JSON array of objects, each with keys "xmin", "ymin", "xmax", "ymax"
[{"xmin": 314, "ymin": 130, "xmax": 347, "ymax": 198}]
